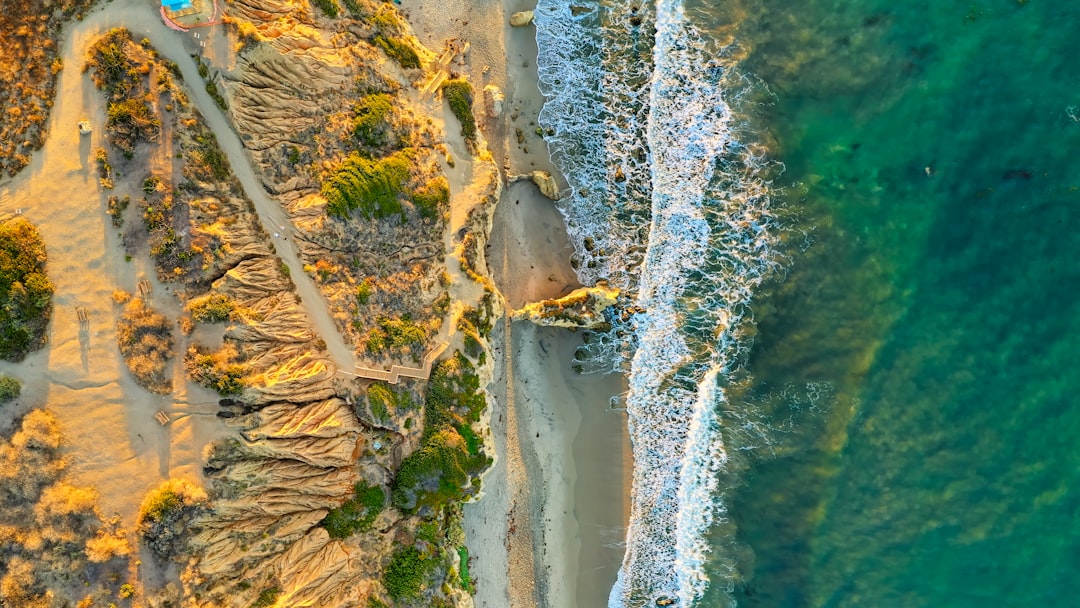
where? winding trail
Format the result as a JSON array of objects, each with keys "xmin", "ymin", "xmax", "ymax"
[{"xmin": 29, "ymin": 0, "xmax": 451, "ymax": 383}]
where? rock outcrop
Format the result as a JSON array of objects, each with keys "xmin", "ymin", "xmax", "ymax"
[
  {"xmin": 484, "ymin": 84, "xmax": 505, "ymax": 118},
  {"xmin": 509, "ymin": 170, "xmax": 560, "ymax": 200},
  {"xmin": 513, "ymin": 284, "xmax": 621, "ymax": 329},
  {"xmin": 509, "ymin": 10, "xmax": 535, "ymax": 27}
]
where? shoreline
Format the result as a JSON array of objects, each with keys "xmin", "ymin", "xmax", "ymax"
[{"xmin": 403, "ymin": 1, "xmax": 631, "ymax": 606}]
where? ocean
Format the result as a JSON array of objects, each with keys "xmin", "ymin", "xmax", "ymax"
[{"xmin": 534, "ymin": 0, "xmax": 1080, "ymax": 606}]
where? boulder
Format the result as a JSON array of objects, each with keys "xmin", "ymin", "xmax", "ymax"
[
  {"xmin": 510, "ymin": 11, "xmax": 534, "ymax": 27},
  {"xmin": 531, "ymin": 170, "xmax": 559, "ymax": 200},
  {"xmin": 484, "ymin": 84, "xmax": 505, "ymax": 118}
]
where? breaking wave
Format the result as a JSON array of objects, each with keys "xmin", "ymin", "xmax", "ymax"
[{"xmin": 536, "ymin": 0, "xmax": 780, "ymax": 606}]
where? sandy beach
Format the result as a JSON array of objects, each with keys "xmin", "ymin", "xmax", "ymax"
[{"xmin": 405, "ymin": 1, "xmax": 632, "ymax": 606}]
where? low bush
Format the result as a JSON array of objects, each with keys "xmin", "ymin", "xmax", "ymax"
[
  {"xmin": 352, "ymin": 93, "xmax": 394, "ymax": 148},
  {"xmin": 393, "ymin": 354, "xmax": 490, "ymax": 511},
  {"xmin": 366, "ymin": 382, "xmax": 416, "ymax": 422},
  {"xmin": 137, "ymin": 478, "xmax": 208, "ymax": 559},
  {"xmin": 0, "ymin": 373, "xmax": 20, "ymax": 403},
  {"xmin": 409, "ymin": 176, "xmax": 450, "ymax": 220},
  {"xmin": 116, "ymin": 297, "xmax": 175, "ymax": 394},
  {"xmin": 375, "ymin": 36, "xmax": 420, "ymax": 70},
  {"xmin": 0, "ymin": 217, "xmax": 54, "ymax": 361},
  {"xmin": 383, "ymin": 546, "xmax": 437, "ymax": 601},
  {"xmin": 250, "ymin": 586, "xmax": 280, "ymax": 608},
  {"xmin": 185, "ymin": 343, "xmax": 248, "ymax": 396},
  {"xmin": 322, "ymin": 482, "xmax": 385, "ymax": 538},
  {"xmin": 187, "ymin": 293, "xmax": 236, "ymax": 323},
  {"xmin": 311, "ymin": 0, "xmax": 339, "ymax": 17},
  {"xmin": 322, "ymin": 150, "xmax": 412, "ymax": 219},
  {"xmin": 440, "ymin": 79, "xmax": 477, "ymax": 143}
]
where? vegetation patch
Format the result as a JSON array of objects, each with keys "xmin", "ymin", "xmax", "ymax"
[
  {"xmin": 186, "ymin": 293, "xmax": 237, "ymax": 323},
  {"xmin": 86, "ymin": 29, "xmax": 161, "ymax": 156},
  {"xmin": 311, "ymin": 0, "xmax": 339, "ymax": 18},
  {"xmin": 392, "ymin": 354, "xmax": 490, "ymax": 511},
  {"xmin": 322, "ymin": 150, "xmax": 412, "ymax": 219},
  {"xmin": 440, "ymin": 79, "xmax": 477, "ymax": 144},
  {"xmin": 457, "ymin": 546, "xmax": 474, "ymax": 593},
  {"xmin": 409, "ymin": 175, "xmax": 450, "ymax": 220},
  {"xmin": 0, "ymin": 409, "xmax": 136, "ymax": 605},
  {"xmin": 383, "ymin": 545, "xmax": 438, "ymax": 601},
  {"xmin": 375, "ymin": 36, "xmax": 420, "ymax": 70},
  {"xmin": 107, "ymin": 194, "xmax": 131, "ymax": 227},
  {"xmin": 0, "ymin": 0, "xmax": 97, "ymax": 175},
  {"xmin": 137, "ymin": 478, "xmax": 208, "ymax": 559},
  {"xmin": 322, "ymin": 482, "xmax": 385, "ymax": 538},
  {"xmin": 0, "ymin": 217, "xmax": 54, "ymax": 361},
  {"xmin": 0, "ymin": 373, "xmax": 21, "ymax": 404},
  {"xmin": 185, "ymin": 342, "xmax": 249, "ymax": 396},
  {"xmin": 249, "ymin": 586, "xmax": 280, "ymax": 608},
  {"xmin": 116, "ymin": 296, "xmax": 175, "ymax": 394},
  {"xmin": 366, "ymin": 382, "xmax": 416, "ymax": 422},
  {"xmin": 352, "ymin": 93, "xmax": 395, "ymax": 149}
]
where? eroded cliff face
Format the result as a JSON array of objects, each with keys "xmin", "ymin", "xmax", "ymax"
[
  {"xmin": 215, "ymin": 0, "xmax": 452, "ymax": 367},
  {"xmin": 183, "ymin": 398, "xmax": 368, "ymax": 606},
  {"xmin": 156, "ymin": 1, "xmax": 492, "ymax": 607}
]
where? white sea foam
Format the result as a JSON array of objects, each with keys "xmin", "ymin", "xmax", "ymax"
[{"xmin": 535, "ymin": 0, "xmax": 780, "ymax": 605}]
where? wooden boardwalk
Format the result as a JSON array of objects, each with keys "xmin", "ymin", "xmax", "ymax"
[
  {"xmin": 421, "ymin": 40, "xmax": 469, "ymax": 98},
  {"xmin": 339, "ymin": 339, "xmax": 451, "ymax": 385}
]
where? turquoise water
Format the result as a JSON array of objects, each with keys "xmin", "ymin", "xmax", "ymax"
[{"xmin": 698, "ymin": 1, "xmax": 1080, "ymax": 605}]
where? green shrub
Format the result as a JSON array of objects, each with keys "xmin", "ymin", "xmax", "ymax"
[
  {"xmin": 250, "ymin": 586, "xmax": 279, "ymax": 608},
  {"xmin": 392, "ymin": 428, "xmax": 488, "ymax": 511},
  {"xmin": 409, "ymin": 176, "xmax": 449, "ymax": 219},
  {"xmin": 356, "ymin": 277, "xmax": 374, "ymax": 305},
  {"xmin": 311, "ymin": 0, "xmax": 339, "ymax": 17},
  {"xmin": 322, "ymin": 151, "xmax": 411, "ymax": 219},
  {"xmin": 352, "ymin": 93, "xmax": 394, "ymax": 148},
  {"xmin": 185, "ymin": 343, "xmax": 248, "ymax": 396},
  {"xmin": 137, "ymin": 478, "xmax": 208, "ymax": 558},
  {"xmin": 194, "ymin": 132, "xmax": 231, "ymax": 181},
  {"xmin": 392, "ymin": 354, "xmax": 490, "ymax": 510},
  {"xmin": 375, "ymin": 36, "xmax": 420, "ymax": 69},
  {"xmin": 205, "ymin": 80, "xmax": 227, "ymax": 111},
  {"xmin": 383, "ymin": 546, "xmax": 436, "ymax": 601},
  {"xmin": 457, "ymin": 546, "xmax": 473, "ymax": 593},
  {"xmin": 367, "ymin": 382, "xmax": 416, "ymax": 422},
  {"xmin": 379, "ymin": 316, "xmax": 426, "ymax": 348},
  {"xmin": 187, "ymin": 293, "xmax": 236, "ymax": 323},
  {"xmin": 116, "ymin": 298, "xmax": 175, "ymax": 394},
  {"xmin": 0, "ymin": 374, "xmax": 21, "ymax": 403},
  {"xmin": 441, "ymin": 79, "xmax": 477, "ymax": 143},
  {"xmin": 0, "ymin": 218, "xmax": 53, "ymax": 361},
  {"xmin": 322, "ymin": 482, "xmax": 385, "ymax": 538},
  {"xmin": 342, "ymin": 0, "xmax": 364, "ymax": 17}
]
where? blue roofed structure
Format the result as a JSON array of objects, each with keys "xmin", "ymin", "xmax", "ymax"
[{"xmin": 162, "ymin": 0, "xmax": 193, "ymax": 11}]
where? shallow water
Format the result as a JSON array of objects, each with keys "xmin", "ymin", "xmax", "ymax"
[{"xmin": 695, "ymin": 0, "xmax": 1080, "ymax": 605}]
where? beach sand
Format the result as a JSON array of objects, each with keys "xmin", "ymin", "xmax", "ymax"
[{"xmin": 404, "ymin": 2, "xmax": 632, "ymax": 606}]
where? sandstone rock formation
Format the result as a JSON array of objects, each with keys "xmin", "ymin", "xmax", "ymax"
[
  {"xmin": 510, "ymin": 170, "xmax": 561, "ymax": 200},
  {"xmin": 513, "ymin": 283, "xmax": 621, "ymax": 329},
  {"xmin": 509, "ymin": 10, "xmax": 535, "ymax": 27},
  {"xmin": 484, "ymin": 84, "xmax": 505, "ymax": 118}
]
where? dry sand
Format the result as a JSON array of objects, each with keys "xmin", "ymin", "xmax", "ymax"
[
  {"xmin": 405, "ymin": 1, "xmax": 632, "ymax": 606},
  {"xmin": 0, "ymin": 1, "xmax": 236, "ymax": 525}
]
